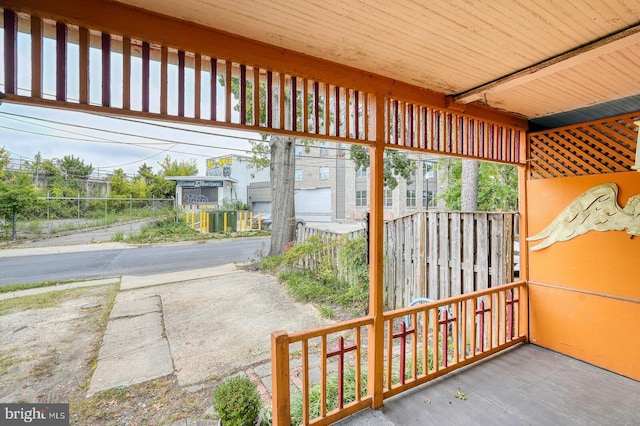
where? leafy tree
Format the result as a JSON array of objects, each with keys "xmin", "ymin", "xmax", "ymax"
[
  {"xmin": 0, "ymin": 147, "xmax": 9, "ymax": 179},
  {"xmin": 137, "ymin": 163, "xmax": 155, "ymax": 185},
  {"xmin": 109, "ymin": 169, "xmax": 131, "ymax": 196},
  {"xmin": 0, "ymin": 171, "xmax": 40, "ymax": 240},
  {"xmin": 439, "ymin": 158, "xmax": 518, "ymax": 212},
  {"xmin": 41, "ymin": 158, "xmax": 60, "ymax": 177},
  {"xmin": 153, "ymin": 155, "xmax": 198, "ymax": 198},
  {"xmin": 349, "ymin": 145, "xmax": 418, "ymax": 189},
  {"xmin": 57, "ymin": 155, "xmax": 93, "ymax": 180},
  {"xmin": 222, "ymin": 75, "xmax": 313, "ymax": 256}
]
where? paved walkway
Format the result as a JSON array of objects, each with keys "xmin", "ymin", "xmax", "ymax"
[{"xmin": 1, "ymin": 240, "xmax": 330, "ymax": 423}]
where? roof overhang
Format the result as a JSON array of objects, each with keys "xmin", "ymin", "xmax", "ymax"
[{"xmin": 105, "ymin": 0, "xmax": 640, "ymax": 129}]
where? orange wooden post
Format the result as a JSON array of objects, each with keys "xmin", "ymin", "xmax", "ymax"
[
  {"xmin": 517, "ymin": 130, "xmax": 530, "ymax": 342},
  {"xmin": 367, "ymin": 94, "xmax": 385, "ymax": 408},
  {"xmin": 271, "ymin": 330, "xmax": 290, "ymax": 426}
]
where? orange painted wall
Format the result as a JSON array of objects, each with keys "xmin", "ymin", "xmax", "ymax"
[{"xmin": 527, "ymin": 171, "xmax": 640, "ymax": 380}]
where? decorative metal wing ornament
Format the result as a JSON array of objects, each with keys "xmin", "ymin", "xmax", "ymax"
[{"xmin": 527, "ymin": 183, "xmax": 640, "ymax": 251}]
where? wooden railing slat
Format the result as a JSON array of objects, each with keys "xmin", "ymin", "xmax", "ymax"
[
  {"xmin": 160, "ymin": 46, "xmax": 168, "ymax": 115},
  {"xmin": 225, "ymin": 61, "xmax": 232, "ymax": 123},
  {"xmin": 31, "ymin": 15, "xmax": 43, "ymax": 98},
  {"xmin": 3, "ymin": 9, "xmax": 17, "ymax": 95},
  {"xmin": 141, "ymin": 42, "xmax": 150, "ymax": 112},
  {"xmin": 102, "ymin": 32, "xmax": 111, "ymax": 107},
  {"xmin": 253, "ymin": 67, "xmax": 260, "ymax": 126},
  {"xmin": 178, "ymin": 50, "xmax": 185, "ymax": 117},
  {"xmin": 210, "ymin": 58, "xmax": 217, "ymax": 121},
  {"xmin": 56, "ymin": 22, "xmax": 67, "ymax": 101},
  {"xmin": 122, "ymin": 37, "xmax": 131, "ymax": 110}
]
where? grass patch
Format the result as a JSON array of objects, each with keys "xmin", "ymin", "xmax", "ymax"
[
  {"xmin": 260, "ymin": 235, "xmax": 369, "ymax": 319},
  {"xmin": 0, "ymin": 348, "xmax": 24, "ymax": 376},
  {"xmin": 291, "ymin": 367, "xmax": 367, "ymax": 425},
  {"xmin": 71, "ymin": 376, "xmax": 210, "ymax": 425},
  {"xmin": 0, "ymin": 285, "xmax": 117, "ymax": 316},
  {"xmin": 0, "ymin": 278, "xmax": 111, "ymax": 294},
  {"xmin": 119, "ymin": 217, "xmax": 269, "ymax": 244},
  {"xmin": 29, "ymin": 355, "xmax": 57, "ymax": 378}
]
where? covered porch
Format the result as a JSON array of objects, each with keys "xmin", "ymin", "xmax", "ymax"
[
  {"xmin": 1, "ymin": 1, "xmax": 639, "ymax": 425},
  {"xmin": 338, "ymin": 344, "xmax": 640, "ymax": 425}
]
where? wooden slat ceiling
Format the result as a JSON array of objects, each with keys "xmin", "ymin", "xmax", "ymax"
[{"xmin": 111, "ymin": 0, "xmax": 640, "ymax": 127}]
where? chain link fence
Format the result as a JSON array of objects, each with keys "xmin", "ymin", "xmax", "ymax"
[{"xmin": 1, "ymin": 195, "xmax": 176, "ymax": 241}]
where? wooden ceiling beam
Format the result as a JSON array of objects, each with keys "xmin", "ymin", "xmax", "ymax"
[{"xmin": 455, "ymin": 23, "xmax": 640, "ymax": 104}]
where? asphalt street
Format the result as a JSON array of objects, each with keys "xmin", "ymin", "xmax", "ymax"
[{"xmin": 0, "ymin": 238, "xmax": 269, "ymax": 285}]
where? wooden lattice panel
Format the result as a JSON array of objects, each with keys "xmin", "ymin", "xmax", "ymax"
[
  {"xmin": 385, "ymin": 98, "xmax": 523, "ymax": 164},
  {"xmin": 529, "ymin": 113, "xmax": 639, "ymax": 179}
]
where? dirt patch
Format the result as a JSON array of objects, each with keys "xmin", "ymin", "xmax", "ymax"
[
  {"xmin": 0, "ymin": 286, "xmax": 115, "ymax": 404},
  {"xmin": 0, "ymin": 285, "xmax": 219, "ymax": 425}
]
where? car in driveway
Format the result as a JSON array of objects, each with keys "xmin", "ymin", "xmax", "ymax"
[{"xmin": 252, "ymin": 213, "xmax": 305, "ymax": 230}]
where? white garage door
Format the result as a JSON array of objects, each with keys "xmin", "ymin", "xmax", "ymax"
[
  {"xmin": 252, "ymin": 201, "xmax": 271, "ymax": 214},
  {"xmin": 296, "ymin": 188, "xmax": 331, "ymax": 222}
]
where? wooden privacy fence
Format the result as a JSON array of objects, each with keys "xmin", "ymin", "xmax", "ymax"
[
  {"xmin": 384, "ymin": 212, "xmax": 517, "ymax": 309},
  {"xmin": 295, "ymin": 226, "xmax": 365, "ymax": 286}
]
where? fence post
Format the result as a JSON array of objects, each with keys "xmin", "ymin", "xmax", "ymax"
[
  {"xmin": 129, "ymin": 194, "xmax": 133, "ymax": 232},
  {"xmin": 77, "ymin": 191, "xmax": 81, "ymax": 229},
  {"xmin": 104, "ymin": 196, "xmax": 108, "ymax": 225},
  {"xmin": 271, "ymin": 330, "xmax": 290, "ymax": 426}
]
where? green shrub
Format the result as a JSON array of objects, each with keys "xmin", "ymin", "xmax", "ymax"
[
  {"xmin": 213, "ymin": 375, "xmax": 262, "ymax": 426},
  {"xmin": 290, "ymin": 367, "xmax": 367, "ymax": 425}
]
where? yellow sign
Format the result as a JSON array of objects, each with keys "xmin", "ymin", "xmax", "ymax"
[{"xmin": 207, "ymin": 156, "xmax": 233, "ymax": 169}]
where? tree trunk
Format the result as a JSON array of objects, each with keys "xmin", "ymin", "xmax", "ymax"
[
  {"xmin": 461, "ymin": 159, "xmax": 478, "ymax": 211},
  {"xmin": 269, "ymin": 135, "xmax": 296, "ymax": 256}
]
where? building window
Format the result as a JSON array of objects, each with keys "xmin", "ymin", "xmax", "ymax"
[
  {"xmin": 384, "ymin": 188, "xmax": 393, "ymax": 207},
  {"xmin": 356, "ymin": 190, "xmax": 368, "ymax": 207},
  {"xmin": 319, "ymin": 166, "xmax": 330, "ymax": 180},
  {"xmin": 424, "ymin": 161, "xmax": 435, "ymax": 179},
  {"xmin": 295, "ymin": 169, "xmax": 302, "ymax": 181},
  {"xmin": 356, "ymin": 166, "xmax": 367, "ymax": 178},
  {"xmin": 319, "ymin": 142, "xmax": 329, "ymax": 156},
  {"xmin": 295, "ymin": 145, "xmax": 303, "ymax": 157},
  {"xmin": 423, "ymin": 190, "xmax": 435, "ymax": 208},
  {"xmin": 406, "ymin": 189, "xmax": 416, "ymax": 207}
]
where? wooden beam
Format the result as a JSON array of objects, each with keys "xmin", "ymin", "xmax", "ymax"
[
  {"xmin": 367, "ymin": 95, "xmax": 386, "ymax": 409},
  {"xmin": 456, "ymin": 23, "xmax": 640, "ymax": 104},
  {"xmin": 2, "ymin": 0, "xmax": 526, "ymax": 129}
]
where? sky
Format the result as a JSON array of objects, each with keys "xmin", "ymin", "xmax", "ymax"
[
  {"xmin": 0, "ymin": 30, "xmax": 259, "ymax": 177},
  {"xmin": 0, "ymin": 102, "xmax": 257, "ymax": 177}
]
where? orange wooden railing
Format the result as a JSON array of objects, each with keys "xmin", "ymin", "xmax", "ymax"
[
  {"xmin": 381, "ymin": 281, "xmax": 527, "ymax": 399},
  {"xmin": 272, "ymin": 282, "xmax": 528, "ymax": 425}
]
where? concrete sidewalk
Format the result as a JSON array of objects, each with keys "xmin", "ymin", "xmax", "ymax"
[{"xmin": 84, "ymin": 263, "xmax": 329, "ymax": 406}]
